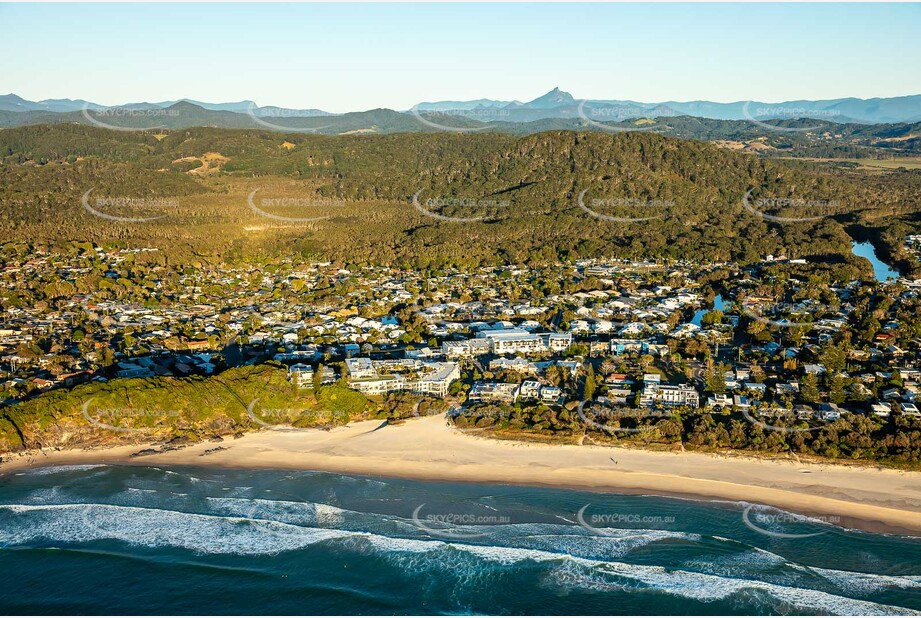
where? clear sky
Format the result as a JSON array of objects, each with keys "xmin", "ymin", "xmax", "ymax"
[{"xmin": 2, "ymin": 3, "xmax": 919, "ymax": 112}]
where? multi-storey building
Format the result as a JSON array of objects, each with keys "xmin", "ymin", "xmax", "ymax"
[
  {"xmin": 479, "ymin": 329, "xmax": 545, "ymax": 355},
  {"xmin": 477, "ymin": 329, "xmax": 572, "ymax": 355},
  {"xmin": 639, "ymin": 383, "xmax": 700, "ymax": 408},
  {"xmin": 346, "ymin": 358, "xmax": 460, "ymax": 397}
]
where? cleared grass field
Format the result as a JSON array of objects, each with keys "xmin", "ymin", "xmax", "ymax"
[{"xmin": 793, "ymin": 156, "xmax": 921, "ymax": 170}]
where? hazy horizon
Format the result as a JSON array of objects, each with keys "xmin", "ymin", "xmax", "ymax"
[
  {"xmin": 2, "ymin": 3, "xmax": 920, "ymax": 113},
  {"xmin": 6, "ymin": 85, "xmax": 921, "ymax": 114}
]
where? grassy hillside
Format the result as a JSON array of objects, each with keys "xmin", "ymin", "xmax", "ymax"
[{"xmin": 0, "ymin": 365, "xmax": 369, "ymax": 454}]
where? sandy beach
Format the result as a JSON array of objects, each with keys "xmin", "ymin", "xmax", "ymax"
[{"xmin": 3, "ymin": 416, "xmax": 921, "ymax": 535}]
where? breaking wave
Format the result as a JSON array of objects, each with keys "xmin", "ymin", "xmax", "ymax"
[{"xmin": 0, "ymin": 500, "xmax": 918, "ymax": 615}]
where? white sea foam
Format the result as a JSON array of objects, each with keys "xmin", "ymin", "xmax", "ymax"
[
  {"xmin": 21, "ymin": 464, "xmax": 108, "ymax": 476},
  {"xmin": 810, "ymin": 566, "xmax": 921, "ymax": 594},
  {"xmin": 0, "ymin": 503, "xmax": 351, "ymax": 555},
  {"xmin": 546, "ymin": 558, "xmax": 920, "ymax": 615},
  {"xmin": 19, "ymin": 485, "xmax": 68, "ymax": 505},
  {"xmin": 205, "ymin": 496, "xmax": 349, "ymax": 528},
  {"xmin": 704, "ymin": 549, "xmax": 921, "ymax": 595},
  {"xmin": 0, "ymin": 502, "xmax": 916, "ymax": 615},
  {"xmin": 499, "ymin": 528, "xmax": 697, "ymax": 560},
  {"xmin": 148, "ymin": 468, "xmax": 201, "ymax": 483},
  {"xmin": 374, "ymin": 539, "xmax": 919, "ymax": 615}
]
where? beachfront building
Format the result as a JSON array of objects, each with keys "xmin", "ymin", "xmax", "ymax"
[
  {"xmin": 288, "ymin": 363, "xmax": 314, "ymax": 389},
  {"xmin": 345, "ymin": 357, "xmax": 460, "ymax": 397},
  {"xmin": 288, "ymin": 364, "xmax": 337, "ymax": 388},
  {"xmin": 706, "ymin": 393, "xmax": 732, "ymax": 409},
  {"xmin": 468, "ymin": 381, "xmax": 521, "ymax": 403},
  {"xmin": 639, "ymin": 382, "xmax": 700, "ymax": 408},
  {"xmin": 344, "ymin": 357, "xmax": 377, "ymax": 379},
  {"xmin": 539, "ymin": 384, "xmax": 564, "ymax": 404}
]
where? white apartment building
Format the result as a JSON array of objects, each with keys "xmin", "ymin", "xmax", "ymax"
[
  {"xmin": 288, "ymin": 363, "xmax": 314, "ymax": 389},
  {"xmin": 639, "ymin": 383, "xmax": 700, "ymax": 408},
  {"xmin": 468, "ymin": 381, "xmax": 521, "ymax": 403},
  {"xmin": 706, "ymin": 393, "xmax": 732, "ymax": 409},
  {"xmin": 344, "ymin": 357, "xmax": 376, "ymax": 379},
  {"xmin": 441, "ymin": 338, "xmax": 492, "ymax": 358},
  {"xmin": 543, "ymin": 332, "xmax": 573, "ymax": 351},
  {"xmin": 477, "ymin": 329, "xmax": 573, "ymax": 355},
  {"xmin": 346, "ymin": 358, "xmax": 460, "ymax": 398},
  {"xmin": 480, "ymin": 329, "xmax": 545, "ymax": 354}
]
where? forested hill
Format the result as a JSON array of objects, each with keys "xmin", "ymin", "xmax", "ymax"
[
  {"xmin": 3, "ymin": 105, "xmax": 921, "ymax": 158},
  {"xmin": 1, "ymin": 125, "xmax": 919, "ymax": 273}
]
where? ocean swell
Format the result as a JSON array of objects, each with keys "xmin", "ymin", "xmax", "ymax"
[{"xmin": 0, "ymin": 501, "xmax": 918, "ymax": 616}]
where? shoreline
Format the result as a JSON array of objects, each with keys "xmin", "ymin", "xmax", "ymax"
[{"xmin": 3, "ymin": 416, "xmax": 921, "ymax": 537}]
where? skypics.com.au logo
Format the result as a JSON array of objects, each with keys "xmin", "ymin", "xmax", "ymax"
[
  {"xmin": 576, "ymin": 505, "xmax": 676, "ymax": 536},
  {"xmin": 576, "ymin": 399, "xmax": 665, "ymax": 435},
  {"xmin": 247, "ymin": 189, "xmax": 343, "ymax": 223},
  {"xmin": 81, "ymin": 103, "xmax": 179, "ymax": 132},
  {"xmin": 246, "ymin": 399, "xmax": 348, "ymax": 431},
  {"xmin": 576, "ymin": 190, "xmax": 672, "ymax": 223},
  {"xmin": 575, "ymin": 101, "xmax": 664, "ymax": 134},
  {"xmin": 741, "ymin": 188, "xmax": 838, "ymax": 224},
  {"xmin": 412, "ymin": 189, "xmax": 510, "ymax": 223},
  {"xmin": 407, "ymin": 106, "xmax": 509, "ymax": 133},
  {"xmin": 245, "ymin": 103, "xmax": 331, "ymax": 133},
  {"xmin": 410, "ymin": 504, "xmax": 509, "ymax": 539},
  {"xmin": 742, "ymin": 504, "xmax": 840, "ymax": 539},
  {"xmin": 741, "ymin": 299, "xmax": 840, "ymax": 330},
  {"xmin": 738, "ymin": 407, "xmax": 823, "ymax": 435},
  {"xmin": 81, "ymin": 189, "xmax": 174, "ymax": 223},
  {"xmin": 81, "ymin": 399, "xmax": 182, "ymax": 434},
  {"xmin": 740, "ymin": 102, "xmax": 841, "ymax": 133}
]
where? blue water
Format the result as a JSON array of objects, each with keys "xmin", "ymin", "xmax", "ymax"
[
  {"xmin": 852, "ymin": 241, "xmax": 900, "ymax": 282},
  {"xmin": 691, "ymin": 294, "xmax": 726, "ymax": 327},
  {"xmin": 0, "ymin": 466, "xmax": 919, "ymax": 615}
]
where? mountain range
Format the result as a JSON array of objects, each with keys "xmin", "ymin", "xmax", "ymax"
[
  {"xmin": 1, "ymin": 89, "xmax": 919, "ymax": 157},
  {"xmin": 0, "ymin": 93, "xmax": 330, "ymax": 117},
  {"xmin": 4, "ymin": 87, "xmax": 921, "ymax": 124},
  {"xmin": 416, "ymin": 87, "xmax": 921, "ymax": 125}
]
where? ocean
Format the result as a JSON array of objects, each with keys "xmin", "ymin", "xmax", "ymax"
[{"xmin": 0, "ymin": 465, "xmax": 919, "ymax": 615}]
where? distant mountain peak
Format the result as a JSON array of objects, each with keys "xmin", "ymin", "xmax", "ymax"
[
  {"xmin": 520, "ymin": 87, "xmax": 576, "ymax": 109},
  {"xmin": 168, "ymin": 100, "xmax": 206, "ymax": 110}
]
